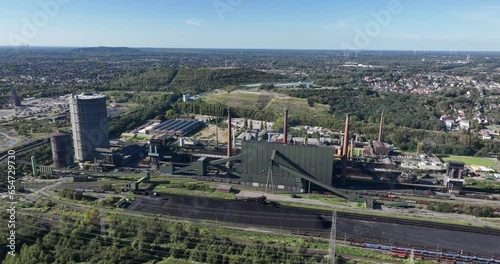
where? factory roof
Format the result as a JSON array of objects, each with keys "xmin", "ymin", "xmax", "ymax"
[
  {"xmin": 373, "ymin": 141, "xmax": 387, "ymax": 148},
  {"xmin": 73, "ymin": 92, "xmax": 105, "ymax": 100},
  {"xmin": 95, "ymin": 147, "xmax": 113, "ymax": 153},
  {"xmin": 292, "ymin": 137, "xmax": 320, "ymax": 145},
  {"xmin": 276, "ymin": 134, "xmax": 293, "ymax": 141},
  {"xmin": 447, "ymin": 161, "xmax": 465, "ymax": 166},
  {"xmin": 151, "ymin": 119, "xmax": 204, "ymax": 136},
  {"xmin": 237, "ymin": 132, "xmax": 256, "ymax": 141},
  {"xmin": 50, "ymin": 131, "xmax": 70, "ymax": 137},
  {"xmin": 216, "ymin": 184, "xmax": 232, "ymax": 191}
]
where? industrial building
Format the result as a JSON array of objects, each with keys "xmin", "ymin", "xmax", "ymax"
[
  {"xmin": 237, "ymin": 141, "xmax": 335, "ymax": 192},
  {"xmin": 10, "ymin": 88, "xmax": 21, "ymax": 107},
  {"xmin": 148, "ymin": 135, "xmax": 171, "ymax": 164},
  {"xmin": 50, "ymin": 131, "xmax": 74, "ymax": 168},
  {"xmin": 444, "ymin": 161, "xmax": 466, "ymax": 194},
  {"xmin": 150, "ymin": 119, "xmax": 205, "ymax": 137},
  {"xmin": 93, "ymin": 140, "xmax": 146, "ymax": 168},
  {"xmin": 69, "ymin": 92, "xmax": 110, "ymax": 161},
  {"xmin": 372, "ymin": 141, "xmax": 390, "ymax": 156}
]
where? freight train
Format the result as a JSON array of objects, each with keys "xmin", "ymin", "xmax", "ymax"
[{"xmin": 358, "ymin": 242, "xmax": 499, "ymax": 264}]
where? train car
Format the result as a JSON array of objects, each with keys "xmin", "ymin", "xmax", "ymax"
[
  {"xmin": 349, "ymin": 239, "xmax": 365, "ymax": 248},
  {"xmin": 475, "ymin": 257, "xmax": 496, "ymax": 263},
  {"xmin": 379, "ymin": 244, "xmax": 393, "ymax": 251},
  {"xmin": 471, "ymin": 261, "xmax": 490, "ymax": 264},
  {"xmin": 391, "ymin": 248, "xmax": 408, "ymax": 258},
  {"xmin": 365, "ymin": 243, "xmax": 391, "ymax": 250},
  {"xmin": 413, "ymin": 252, "xmax": 423, "ymax": 259},
  {"xmin": 422, "ymin": 252, "xmax": 439, "ymax": 261},
  {"xmin": 364, "ymin": 243, "xmax": 383, "ymax": 249}
]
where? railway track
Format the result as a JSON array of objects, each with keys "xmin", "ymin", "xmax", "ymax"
[
  {"xmin": 138, "ymin": 191, "xmax": 500, "ymax": 237},
  {"xmin": 334, "ymin": 211, "xmax": 500, "ymax": 236}
]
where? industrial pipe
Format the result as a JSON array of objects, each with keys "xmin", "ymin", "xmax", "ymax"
[
  {"xmin": 378, "ymin": 110, "xmax": 384, "ymax": 142},
  {"xmin": 227, "ymin": 108, "xmax": 232, "ymax": 157},
  {"xmin": 283, "ymin": 108, "xmax": 288, "ymax": 144}
]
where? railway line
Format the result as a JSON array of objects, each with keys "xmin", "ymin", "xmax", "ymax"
[
  {"xmin": 336, "ymin": 211, "xmax": 500, "ymax": 236},
  {"xmin": 125, "ymin": 192, "xmax": 500, "ymax": 256}
]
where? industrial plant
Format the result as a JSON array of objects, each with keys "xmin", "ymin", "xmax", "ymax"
[
  {"xmin": 27, "ymin": 102, "xmax": 497, "ymax": 261},
  {"xmin": 46, "ymin": 99, "xmax": 474, "ymax": 203}
]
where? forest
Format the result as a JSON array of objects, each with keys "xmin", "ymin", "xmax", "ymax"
[
  {"xmin": 102, "ymin": 68, "xmax": 289, "ymax": 94},
  {"xmin": 1, "ymin": 66, "xmax": 288, "ymax": 102},
  {"xmin": 285, "ymin": 88, "xmax": 477, "ymax": 131}
]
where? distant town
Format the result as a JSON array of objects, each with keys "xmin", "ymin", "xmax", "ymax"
[{"xmin": 1, "ymin": 47, "xmax": 499, "ymax": 264}]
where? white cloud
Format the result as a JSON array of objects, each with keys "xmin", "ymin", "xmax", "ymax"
[{"xmin": 186, "ymin": 18, "xmax": 203, "ymax": 26}]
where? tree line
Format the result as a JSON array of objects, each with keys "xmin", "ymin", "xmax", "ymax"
[
  {"xmin": 103, "ymin": 68, "xmax": 289, "ymax": 94},
  {"xmin": 0, "ymin": 209, "xmax": 328, "ymax": 264}
]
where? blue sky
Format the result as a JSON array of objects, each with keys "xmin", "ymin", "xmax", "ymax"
[{"xmin": 1, "ymin": 0, "xmax": 499, "ymax": 50}]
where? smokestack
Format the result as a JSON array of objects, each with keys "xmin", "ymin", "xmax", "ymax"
[
  {"xmin": 342, "ymin": 114, "xmax": 349, "ymax": 157},
  {"xmin": 227, "ymin": 108, "xmax": 232, "ymax": 157},
  {"xmin": 341, "ymin": 114, "xmax": 349, "ymax": 186},
  {"xmin": 283, "ymin": 108, "xmax": 288, "ymax": 144},
  {"xmin": 31, "ymin": 156, "xmax": 37, "ymax": 177},
  {"xmin": 378, "ymin": 110, "xmax": 384, "ymax": 142},
  {"xmin": 350, "ymin": 138, "xmax": 354, "ymax": 158}
]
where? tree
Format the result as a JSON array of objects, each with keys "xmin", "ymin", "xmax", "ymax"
[
  {"xmin": 165, "ymin": 109, "xmax": 176, "ymax": 119},
  {"xmin": 155, "ymin": 114, "xmax": 165, "ymax": 121},
  {"xmin": 273, "ymin": 116, "xmax": 284, "ymax": 132},
  {"xmin": 84, "ymin": 208, "xmax": 100, "ymax": 224},
  {"xmin": 307, "ymin": 97, "xmax": 314, "ymax": 107},
  {"xmin": 242, "ymin": 118, "xmax": 248, "ymax": 130},
  {"xmin": 11, "ymin": 244, "xmax": 44, "ymax": 264},
  {"xmin": 190, "ymin": 245, "xmax": 206, "ymax": 263}
]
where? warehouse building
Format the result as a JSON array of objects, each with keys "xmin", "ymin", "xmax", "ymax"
[
  {"xmin": 150, "ymin": 119, "xmax": 205, "ymax": 137},
  {"xmin": 237, "ymin": 141, "xmax": 335, "ymax": 192}
]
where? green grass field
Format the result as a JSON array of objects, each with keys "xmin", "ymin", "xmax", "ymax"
[
  {"xmin": 204, "ymin": 92, "xmax": 263, "ymax": 107},
  {"xmin": 204, "ymin": 91, "xmax": 332, "ymax": 121},
  {"xmin": 442, "ymin": 155, "xmax": 499, "ymax": 168}
]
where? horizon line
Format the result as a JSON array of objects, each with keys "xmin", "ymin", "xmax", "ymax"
[{"xmin": 1, "ymin": 45, "xmax": 499, "ymax": 53}]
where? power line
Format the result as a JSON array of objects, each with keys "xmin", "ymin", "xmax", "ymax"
[{"xmin": 329, "ymin": 210, "xmax": 337, "ymax": 264}]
